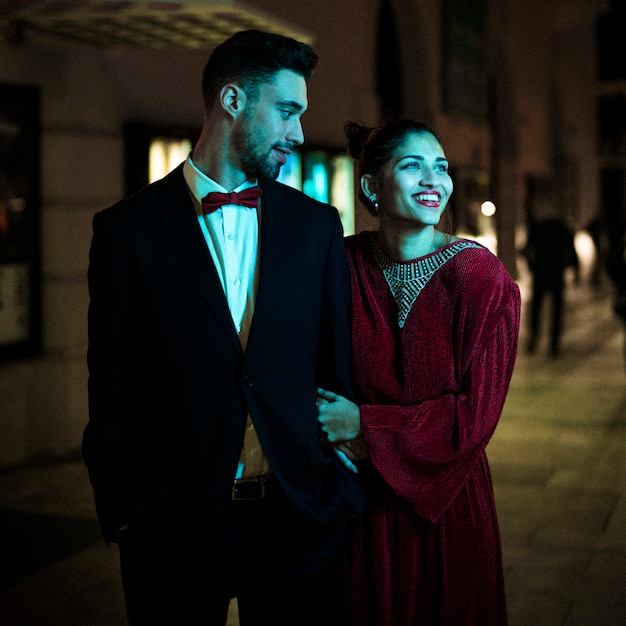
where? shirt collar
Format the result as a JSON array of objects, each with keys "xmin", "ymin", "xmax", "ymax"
[{"xmin": 183, "ymin": 153, "xmax": 258, "ymax": 203}]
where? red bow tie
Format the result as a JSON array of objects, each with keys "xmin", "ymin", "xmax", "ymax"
[{"xmin": 201, "ymin": 186, "xmax": 262, "ymax": 215}]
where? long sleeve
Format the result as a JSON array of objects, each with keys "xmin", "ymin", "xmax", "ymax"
[
  {"xmin": 317, "ymin": 210, "xmax": 353, "ymax": 400},
  {"xmin": 83, "ymin": 210, "xmax": 133, "ymax": 541},
  {"xmin": 348, "ymin": 236, "xmax": 521, "ymax": 523},
  {"xmin": 361, "ymin": 291, "xmax": 519, "ymax": 522}
]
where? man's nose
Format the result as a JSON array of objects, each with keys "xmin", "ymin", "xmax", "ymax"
[{"xmin": 287, "ymin": 119, "xmax": 304, "ymax": 146}]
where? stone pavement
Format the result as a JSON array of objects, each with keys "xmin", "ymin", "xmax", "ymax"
[
  {"xmin": 0, "ymin": 274, "xmax": 625, "ymax": 625},
  {"xmin": 490, "ymin": 275, "xmax": 626, "ymax": 625}
]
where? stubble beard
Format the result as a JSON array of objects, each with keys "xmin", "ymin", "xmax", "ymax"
[{"xmin": 232, "ymin": 112, "xmax": 281, "ymax": 181}]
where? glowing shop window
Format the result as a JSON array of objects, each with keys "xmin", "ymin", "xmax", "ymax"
[
  {"xmin": 303, "ymin": 151, "xmax": 329, "ymax": 203},
  {"xmin": 278, "ymin": 149, "xmax": 355, "ymax": 235},
  {"xmin": 149, "ymin": 138, "xmax": 193, "ymax": 183},
  {"xmin": 277, "ymin": 150, "xmax": 302, "ymax": 190},
  {"xmin": 330, "ymin": 154, "xmax": 355, "ymax": 236}
]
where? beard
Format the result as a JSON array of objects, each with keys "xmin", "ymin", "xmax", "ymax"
[{"xmin": 232, "ymin": 109, "xmax": 282, "ymax": 181}]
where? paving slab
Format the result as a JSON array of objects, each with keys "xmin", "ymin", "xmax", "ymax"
[{"xmin": 0, "ymin": 279, "xmax": 624, "ymax": 625}]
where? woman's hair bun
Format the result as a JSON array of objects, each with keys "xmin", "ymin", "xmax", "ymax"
[{"xmin": 344, "ymin": 121, "xmax": 373, "ymax": 159}]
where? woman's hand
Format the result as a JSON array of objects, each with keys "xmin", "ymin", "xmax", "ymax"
[
  {"xmin": 317, "ymin": 388, "xmax": 362, "ymax": 442},
  {"xmin": 317, "ymin": 388, "xmax": 368, "ymax": 473}
]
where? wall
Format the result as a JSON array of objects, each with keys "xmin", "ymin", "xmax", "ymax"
[
  {"xmin": 0, "ymin": 0, "xmax": 604, "ymax": 468},
  {"xmin": 0, "ymin": 38, "xmax": 211, "ymax": 465},
  {"xmin": 252, "ymin": 0, "xmax": 380, "ymax": 147},
  {"xmin": 553, "ymin": 8, "xmax": 602, "ymax": 227}
]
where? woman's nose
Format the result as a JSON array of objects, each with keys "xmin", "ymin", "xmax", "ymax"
[{"xmin": 420, "ymin": 168, "xmax": 436, "ymax": 185}]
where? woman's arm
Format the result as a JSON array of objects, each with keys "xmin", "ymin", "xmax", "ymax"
[{"xmin": 358, "ymin": 289, "xmax": 520, "ymax": 522}]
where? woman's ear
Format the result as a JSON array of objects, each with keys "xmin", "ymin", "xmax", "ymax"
[
  {"xmin": 219, "ymin": 84, "xmax": 247, "ymax": 119},
  {"xmin": 361, "ymin": 174, "xmax": 377, "ymax": 201}
]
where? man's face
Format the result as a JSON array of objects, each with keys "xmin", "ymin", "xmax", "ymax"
[{"xmin": 232, "ymin": 69, "xmax": 307, "ymax": 180}]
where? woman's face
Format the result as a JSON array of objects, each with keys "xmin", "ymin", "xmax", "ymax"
[{"xmin": 369, "ymin": 131, "xmax": 453, "ymax": 229}]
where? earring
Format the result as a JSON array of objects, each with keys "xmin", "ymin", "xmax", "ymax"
[{"xmin": 370, "ymin": 196, "xmax": 379, "ymax": 210}]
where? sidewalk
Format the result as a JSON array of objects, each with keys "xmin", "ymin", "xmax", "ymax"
[
  {"xmin": 491, "ymin": 275, "xmax": 626, "ymax": 625},
  {"xmin": 0, "ymin": 276, "xmax": 625, "ymax": 625}
]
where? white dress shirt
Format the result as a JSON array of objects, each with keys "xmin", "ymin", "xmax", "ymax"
[{"xmin": 183, "ymin": 155, "xmax": 271, "ymax": 479}]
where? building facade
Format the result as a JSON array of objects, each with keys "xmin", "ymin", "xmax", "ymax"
[{"xmin": 0, "ymin": 0, "xmax": 607, "ymax": 467}]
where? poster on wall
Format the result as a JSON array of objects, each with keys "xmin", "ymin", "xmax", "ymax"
[{"xmin": 0, "ymin": 82, "xmax": 41, "ymax": 361}]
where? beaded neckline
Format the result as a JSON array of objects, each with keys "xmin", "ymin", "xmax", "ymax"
[{"xmin": 372, "ymin": 235, "xmax": 482, "ymax": 328}]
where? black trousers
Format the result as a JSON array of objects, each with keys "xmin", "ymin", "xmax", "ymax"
[
  {"xmin": 119, "ymin": 491, "xmax": 350, "ymax": 626},
  {"xmin": 528, "ymin": 274, "xmax": 565, "ymax": 354}
]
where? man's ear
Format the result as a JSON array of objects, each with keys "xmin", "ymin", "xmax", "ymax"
[{"xmin": 219, "ymin": 84, "xmax": 247, "ymax": 119}]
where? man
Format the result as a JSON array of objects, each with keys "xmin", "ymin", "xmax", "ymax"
[
  {"xmin": 524, "ymin": 212, "xmax": 580, "ymax": 358},
  {"xmin": 83, "ymin": 29, "xmax": 362, "ymax": 625}
]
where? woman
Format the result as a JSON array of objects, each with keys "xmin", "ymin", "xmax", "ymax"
[{"xmin": 317, "ymin": 119, "xmax": 521, "ymax": 625}]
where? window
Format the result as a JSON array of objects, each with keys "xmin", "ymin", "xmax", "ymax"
[{"xmin": 125, "ymin": 123, "xmax": 356, "ymax": 235}]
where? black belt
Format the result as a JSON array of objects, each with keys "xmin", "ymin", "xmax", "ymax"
[{"xmin": 231, "ymin": 474, "xmax": 276, "ymax": 501}]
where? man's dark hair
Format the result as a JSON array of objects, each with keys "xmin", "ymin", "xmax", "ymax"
[{"xmin": 202, "ymin": 29, "xmax": 318, "ymax": 112}]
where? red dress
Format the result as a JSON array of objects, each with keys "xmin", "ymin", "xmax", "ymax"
[{"xmin": 343, "ymin": 232, "xmax": 521, "ymax": 626}]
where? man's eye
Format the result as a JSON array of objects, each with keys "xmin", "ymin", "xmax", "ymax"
[{"xmin": 281, "ymin": 110, "xmax": 293, "ymax": 119}]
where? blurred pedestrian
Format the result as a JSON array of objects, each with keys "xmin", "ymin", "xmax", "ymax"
[
  {"xmin": 524, "ymin": 206, "xmax": 579, "ymax": 357},
  {"xmin": 607, "ymin": 227, "xmax": 626, "ymax": 373},
  {"xmin": 585, "ymin": 214, "xmax": 607, "ymax": 288}
]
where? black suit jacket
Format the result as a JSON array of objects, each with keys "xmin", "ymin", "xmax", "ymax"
[{"xmin": 83, "ymin": 164, "xmax": 363, "ymax": 543}]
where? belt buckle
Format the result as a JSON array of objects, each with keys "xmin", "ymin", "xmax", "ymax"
[{"xmin": 231, "ymin": 476, "xmax": 267, "ymax": 501}]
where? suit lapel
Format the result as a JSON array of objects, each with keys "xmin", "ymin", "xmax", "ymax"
[
  {"xmin": 247, "ymin": 179, "xmax": 306, "ymax": 355},
  {"xmin": 255, "ymin": 180, "xmax": 292, "ymax": 306},
  {"xmin": 154, "ymin": 166, "xmax": 241, "ymax": 353}
]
